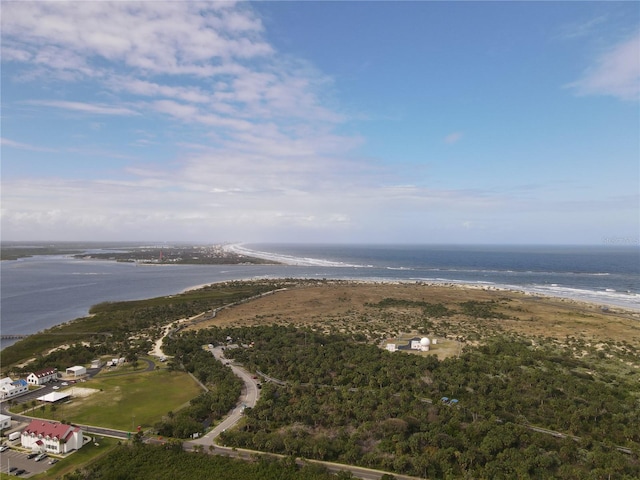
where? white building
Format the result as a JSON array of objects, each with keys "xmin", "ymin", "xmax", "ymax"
[
  {"xmin": 0, "ymin": 413, "xmax": 11, "ymax": 430},
  {"xmin": 90, "ymin": 359, "xmax": 104, "ymax": 369},
  {"xmin": 27, "ymin": 368, "xmax": 58, "ymax": 385},
  {"xmin": 386, "ymin": 336, "xmax": 435, "ymax": 353},
  {"xmin": 66, "ymin": 366, "xmax": 86, "ymax": 378},
  {"xmin": 21, "ymin": 420, "xmax": 83, "ymax": 454},
  {"xmin": 37, "ymin": 392, "xmax": 71, "ymax": 403},
  {"xmin": 0, "ymin": 377, "xmax": 29, "ymax": 400},
  {"xmin": 411, "ymin": 337, "xmax": 431, "ymax": 351}
]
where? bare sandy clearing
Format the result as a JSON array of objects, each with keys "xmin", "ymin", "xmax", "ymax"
[
  {"xmin": 186, "ymin": 282, "xmax": 640, "ymax": 347},
  {"xmin": 63, "ymin": 386, "xmax": 100, "ymax": 398}
]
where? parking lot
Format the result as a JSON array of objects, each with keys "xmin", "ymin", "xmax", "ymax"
[{"xmin": 0, "ymin": 447, "xmax": 55, "ymax": 477}]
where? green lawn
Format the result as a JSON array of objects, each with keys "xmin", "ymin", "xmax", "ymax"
[
  {"xmin": 36, "ymin": 370, "xmax": 203, "ymax": 431},
  {"xmin": 29, "ymin": 437, "xmax": 120, "ymax": 480}
]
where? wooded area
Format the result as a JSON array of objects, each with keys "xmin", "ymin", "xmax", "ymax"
[
  {"xmin": 170, "ymin": 325, "xmax": 639, "ymax": 478},
  {"xmin": 62, "ymin": 443, "xmax": 351, "ymax": 480}
]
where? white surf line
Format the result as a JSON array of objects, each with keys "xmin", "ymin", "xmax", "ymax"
[{"xmin": 223, "ymin": 243, "xmax": 368, "ymax": 268}]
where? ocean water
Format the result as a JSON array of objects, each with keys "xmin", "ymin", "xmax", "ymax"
[
  {"xmin": 235, "ymin": 244, "xmax": 640, "ymax": 308},
  {"xmin": 1, "ymin": 244, "xmax": 638, "ymax": 350}
]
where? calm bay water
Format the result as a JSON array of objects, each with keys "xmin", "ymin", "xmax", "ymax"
[{"xmin": 2, "ymin": 244, "xmax": 638, "ymax": 350}]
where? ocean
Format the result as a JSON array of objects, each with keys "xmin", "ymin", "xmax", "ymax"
[{"xmin": 1, "ymin": 244, "xmax": 638, "ymax": 350}]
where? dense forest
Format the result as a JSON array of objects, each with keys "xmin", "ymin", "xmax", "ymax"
[
  {"xmin": 62, "ymin": 443, "xmax": 355, "ymax": 480},
  {"xmin": 166, "ymin": 325, "xmax": 639, "ymax": 479}
]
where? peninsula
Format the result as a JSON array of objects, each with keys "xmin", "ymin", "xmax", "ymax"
[{"xmin": 1, "ymin": 279, "xmax": 639, "ymax": 479}]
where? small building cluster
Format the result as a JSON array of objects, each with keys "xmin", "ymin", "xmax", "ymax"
[
  {"xmin": 1, "ymin": 362, "xmax": 100, "ymax": 455},
  {"xmin": 105, "ymin": 357, "xmax": 125, "ymax": 367},
  {"xmin": 386, "ymin": 336, "xmax": 438, "ymax": 353}
]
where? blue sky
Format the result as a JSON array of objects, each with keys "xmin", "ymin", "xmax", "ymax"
[{"xmin": 1, "ymin": 1, "xmax": 638, "ymax": 244}]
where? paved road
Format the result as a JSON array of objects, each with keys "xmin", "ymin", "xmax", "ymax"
[{"xmin": 189, "ymin": 346, "xmax": 260, "ymax": 445}]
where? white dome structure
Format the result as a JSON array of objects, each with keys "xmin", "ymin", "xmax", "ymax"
[{"xmin": 420, "ymin": 337, "xmax": 431, "ymax": 346}]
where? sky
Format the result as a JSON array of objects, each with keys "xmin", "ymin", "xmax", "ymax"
[{"xmin": 1, "ymin": 1, "xmax": 639, "ymax": 245}]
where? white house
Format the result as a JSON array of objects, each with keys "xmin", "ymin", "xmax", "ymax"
[
  {"xmin": 65, "ymin": 366, "xmax": 86, "ymax": 378},
  {"xmin": 0, "ymin": 413, "xmax": 11, "ymax": 430},
  {"xmin": 0, "ymin": 377, "xmax": 29, "ymax": 400},
  {"xmin": 21, "ymin": 420, "xmax": 83, "ymax": 454},
  {"xmin": 27, "ymin": 368, "xmax": 58, "ymax": 386}
]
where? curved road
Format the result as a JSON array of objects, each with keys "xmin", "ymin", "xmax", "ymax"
[
  {"xmin": 184, "ymin": 346, "xmax": 421, "ymax": 480},
  {"xmin": 188, "ymin": 346, "xmax": 259, "ymax": 444}
]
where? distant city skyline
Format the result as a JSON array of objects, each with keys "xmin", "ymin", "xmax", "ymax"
[{"xmin": 1, "ymin": 1, "xmax": 638, "ymax": 244}]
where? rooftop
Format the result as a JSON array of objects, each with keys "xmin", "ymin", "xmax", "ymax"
[{"xmin": 23, "ymin": 420, "xmax": 79, "ymax": 441}]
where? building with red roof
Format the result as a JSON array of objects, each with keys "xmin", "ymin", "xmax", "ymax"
[
  {"xmin": 21, "ymin": 420, "xmax": 83, "ymax": 454},
  {"xmin": 26, "ymin": 368, "xmax": 58, "ymax": 385}
]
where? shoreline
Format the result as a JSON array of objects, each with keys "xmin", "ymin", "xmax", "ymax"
[
  {"xmin": 5, "ymin": 277, "xmax": 636, "ymax": 354},
  {"xmin": 181, "ymin": 277, "xmax": 640, "ymax": 315},
  {"xmin": 3, "ymin": 246, "xmax": 638, "ymax": 350},
  {"xmin": 221, "ymin": 243, "xmax": 640, "ymax": 312},
  {"xmin": 3, "ymin": 273, "xmax": 639, "ymax": 353},
  {"xmin": 4, "ymin": 277, "xmax": 639, "ymax": 362}
]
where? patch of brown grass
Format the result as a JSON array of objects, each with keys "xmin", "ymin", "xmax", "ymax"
[{"xmin": 187, "ymin": 281, "xmax": 640, "ymax": 349}]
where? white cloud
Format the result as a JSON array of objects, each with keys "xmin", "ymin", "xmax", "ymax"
[
  {"xmin": 558, "ymin": 15, "xmax": 608, "ymax": 40},
  {"xmin": 568, "ymin": 31, "xmax": 640, "ymax": 101},
  {"xmin": 1, "ymin": 2, "xmax": 272, "ymax": 76},
  {"xmin": 151, "ymin": 100, "xmax": 200, "ymax": 121},
  {"xmin": 1, "ymin": 137, "xmax": 58, "ymax": 152},
  {"xmin": 108, "ymin": 77, "xmax": 211, "ymax": 104},
  {"xmin": 25, "ymin": 100, "xmax": 138, "ymax": 116},
  {"xmin": 0, "ymin": 2, "xmax": 536, "ymax": 243},
  {"xmin": 0, "ymin": 170, "xmax": 511, "ymax": 242},
  {"xmin": 444, "ymin": 132, "xmax": 463, "ymax": 144}
]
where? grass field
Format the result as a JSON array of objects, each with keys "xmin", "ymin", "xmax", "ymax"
[
  {"xmin": 29, "ymin": 437, "xmax": 120, "ymax": 480},
  {"xmin": 33, "ymin": 370, "xmax": 203, "ymax": 431}
]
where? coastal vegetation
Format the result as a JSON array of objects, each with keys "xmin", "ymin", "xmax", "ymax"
[
  {"xmin": 162, "ymin": 325, "xmax": 640, "ymax": 478},
  {"xmin": 1, "ymin": 280, "xmax": 297, "ymax": 370},
  {"xmin": 0, "ymin": 242, "xmax": 275, "ymax": 264},
  {"xmin": 3, "ymin": 280, "xmax": 639, "ymax": 479},
  {"xmin": 63, "ymin": 443, "xmax": 349, "ymax": 480},
  {"xmin": 0, "ymin": 243, "xmax": 87, "ymax": 261},
  {"xmin": 71, "ymin": 245, "xmax": 278, "ymax": 265}
]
